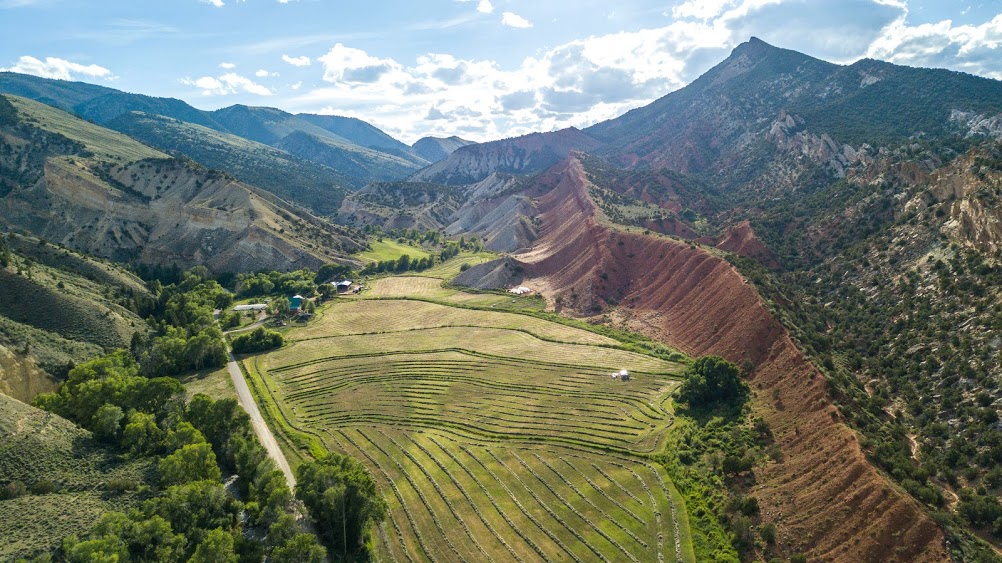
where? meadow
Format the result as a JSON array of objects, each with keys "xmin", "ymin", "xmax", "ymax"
[{"xmin": 242, "ymin": 261, "xmax": 695, "ymax": 561}]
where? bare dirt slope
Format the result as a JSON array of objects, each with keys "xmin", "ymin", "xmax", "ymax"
[{"xmin": 513, "ymin": 156, "xmax": 947, "ymax": 562}]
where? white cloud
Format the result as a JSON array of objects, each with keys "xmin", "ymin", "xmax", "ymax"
[
  {"xmin": 290, "ymin": 81, "xmax": 302, "ymax": 90},
  {"xmin": 282, "ymin": 54, "xmax": 311, "ymax": 67},
  {"xmin": 202, "ymin": 0, "xmax": 224, "ymax": 7},
  {"xmin": 288, "ymin": 0, "xmax": 1002, "ymax": 143},
  {"xmin": 219, "ymin": 62, "xmax": 236, "ymax": 69},
  {"xmin": 255, "ymin": 69, "xmax": 278, "ymax": 77},
  {"xmin": 477, "ymin": 0, "xmax": 493, "ymax": 14},
  {"xmin": 501, "ymin": 12, "xmax": 532, "ymax": 28},
  {"xmin": 181, "ymin": 72, "xmax": 273, "ymax": 96},
  {"xmin": 1, "ymin": 55, "xmax": 112, "ymax": 80}
]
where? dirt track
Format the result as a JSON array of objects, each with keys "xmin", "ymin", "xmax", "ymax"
[
  {"xmin": 227, "ymin": 352, "xmax": 296, "ymax": 489},
  {"xmin": 515, "ymin": 156, "xmax": 948, "ymax": 562}
]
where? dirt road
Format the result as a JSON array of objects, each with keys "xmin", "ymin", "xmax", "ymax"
[{"xmin": 226, "ymin": 352, "xmax": 296, "ymax": 489}]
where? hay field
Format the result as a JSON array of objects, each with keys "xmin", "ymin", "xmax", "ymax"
[{"xmin": 245, "ymin": 276, "xmax": 694, "ymax": 562}]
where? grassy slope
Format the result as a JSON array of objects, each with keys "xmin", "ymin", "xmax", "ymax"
[
  {"xmin": 107, "ymin": 112, "xmax": 354, "ymax": 215},
  {"xmin": 7, "ymin": 95, "xmax": 165, "ymax": 164},
  {"xmin": 0, "ymin": 394, "xmax": 153, "ymax": 561},
  {"xmin": 357, "ymin": 239, "xmax": 433, "ymax": 263},
  {"xmin": 237, "ymin": 259, "xmax": 695, "ymax": 562}
]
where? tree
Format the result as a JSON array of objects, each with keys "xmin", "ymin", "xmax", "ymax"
[
  {"xmin": 159, "ymin": 442, "xmax": 222, "ymax": 486},
  {"xmin": 231, "ymin": 327, "xmax": 284, "ymax": 354},
  {"xmin": 123, "ymin": 411, "xmax": 163, "ymax": 455},
  {"xmin": 189, "ymin": 528, "xmax": 238, "ymax": 563},
  {"xmin": 677, "ymin": 355, "xmax": 749, "ymax": 408},
  {"xmin": 295, "ymin": 453, "xmax": 387, "ymax": 557},
  {"xmin": 270, "ymin": 533, "xmax": 327, "ymax": 563},
  {"xmin": 315, "ymin": 263, "xmax": 352, "ymax": 284},
  {"xmin": 91, "ymin": 403, "xmax": 124, "ymax": 443},
  {"xmin": 271, "ymin": 296, "xmax": 290, "ymax": 317}
]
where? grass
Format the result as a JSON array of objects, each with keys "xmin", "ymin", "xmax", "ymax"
[
  {"xmin": 179, "ymin": 366, "xmax": 238, "ymax": 402},
  {"xmin": 357, "ymin": 239, "xmax": 432, "ymax": 264},
  {"xmin": 0, "ymin": 394, "xmax": 152, "ymax": 561},
  {"xmin": 239, "ymin": 272, "xmax": 696, "ymax": 562},
  {"xmin": 8, "ymin": 95, "xmax": 166, "ymax": 164}
]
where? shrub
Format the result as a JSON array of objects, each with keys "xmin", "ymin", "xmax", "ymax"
[
  {"xmin": 677, "ymin": 355, "xmax": 749, "ymax": 408},
  {"xmin": 231, "ymin": 328, "xmax": 284, "ymax": 354}
]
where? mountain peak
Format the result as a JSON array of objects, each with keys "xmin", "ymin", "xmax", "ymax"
[{"xmin": 730, "ymin": 36, "xmax": 778, "ymax": 58}]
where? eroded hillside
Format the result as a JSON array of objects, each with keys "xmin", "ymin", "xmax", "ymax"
[{"xmin": 0, "ymin": 94, "xmax": 362, "ymax": 273}]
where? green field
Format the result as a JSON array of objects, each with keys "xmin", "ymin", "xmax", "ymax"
[
  {"xmin": 242, "ymin": 261, "xmax": 695, "ymax": 562},
  {"xmin": 358, "ymin": 239, "xmax": 433, "ymax": 263}
]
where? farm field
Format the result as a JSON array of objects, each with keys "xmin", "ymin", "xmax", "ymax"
[
  {"xmin": 358, "ymin": 239, "xmax": 433, "ymax": 263},
  {"xmin": 243, "ymin": 266, "xmax": 694, "ymax": 562}
]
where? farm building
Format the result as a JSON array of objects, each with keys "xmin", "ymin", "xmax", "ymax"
[
  {"xmin": 233, "ymin": 303, "xmax": 267, "ymax": 312},
  {"xmin": 611, "ymin": 369, "xmax": 630, "ymax": 381},
  {"xmin": 509, "ymin": 286, "xmax": 531, "ymax": 295},
  {"xmin": 336, "ymin": 280, "xmax": 353, "ymax": 293},
  {"xmin": 290, "ymin": 295, "xmax": 304, "ymax": 313}
]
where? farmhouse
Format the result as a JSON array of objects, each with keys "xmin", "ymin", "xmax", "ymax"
[
  {"xmin": 290, "ymin": 295, "xmax": 304, "ymax": 313},
  {"xmin": 336, "ymin": 280, "xmax": 353, "ymax": 293},
  {"xmin": 233, "ymin": 303, "xmax": 267, "ymax": 312}
]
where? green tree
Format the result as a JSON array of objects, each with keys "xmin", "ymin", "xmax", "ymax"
[
  {"xmin": 91, "ymin": 403, "xmax": 124, "ymax": 443},
  {"xmin": 270, "ymin": 533, "xmax": 328, "ymax": 563},
  {"xmin": 295, "ymin": 453, "xmax": 387, "ymax": 557},
  {"xmin": 123, "ymin": 411, "xmax": 163, "ymax": 455},
  {"xmin": 159, "ymin": 442, "xmax": 222, "ymax": 486},
  {"xmin": 677, "ymin": 355, "xmax": 749, "ymax": 408},
  {"xmin": 62, "ymin": 534, "xmax": 129, "ymax": 563},
  {"xmin": 189, "ymin": 528, "xmax": 238, "ymax": 563},
  {"xmin": 162, "ymin": 421, "xmax": 207, "ymax": 453},
  {"xmin": 271, "ymin": 296, "xmax": 290, "ymax": 317},
  {"xmin": 315, "ymin": 263, "xmax": 352, "ymax": 284}
]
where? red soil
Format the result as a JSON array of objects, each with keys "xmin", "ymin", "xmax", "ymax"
[{"xmin": 515, "ymin": 156, "xmax": 947, "ymax": 562}]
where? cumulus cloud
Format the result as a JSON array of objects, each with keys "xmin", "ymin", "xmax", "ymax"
[
  {"xmin": 202, "ymin": 0, "xmax": 224, "ymax": 7},
  {"xmin": 501, "ymin": 12, "xmax": 533, "ymax": 28},
  {"xmin": 282, "ymin": 54, "xmax": 311, "ymax": 67},
  {"xmin": 255, "ymin": 69, "xmax": 278, "ymax": 77},
  {"xmin": 181, "ymin": 72, "xmax": 273, "ymax": 96},
  {"xmin": 477, "ymin": 0, "xmax": 493, "ymax": 14},
  {"xmin": 1, "ymin": 55, "xmax": 112, "ymax": 80},
  {"xmin": 219, "ymin": 62, "xmax": 236, "ymax": 69},
  {"xmin": 288, "ymin": 0, "xmax": 1002, "ymax": 143}
]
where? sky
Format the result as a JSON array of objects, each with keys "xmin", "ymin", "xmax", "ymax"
[{"xmin": 1, "ymin": 0, "xmax": 1001, "ymax": 144}]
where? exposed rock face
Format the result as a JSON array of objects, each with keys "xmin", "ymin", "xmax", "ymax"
[
  {"xmin": 0, "ymin": 345, "xmax": 56, "ymax": 403},
  {"xmin": 474, "ymin": 156, "xmax": 947, "ymax": 562},
  {"xmin": 410, "ymin": 127, "xmax": 604, "ymax": 185},
  {"xmin": 0, "ymin": 95, "xmax": 360, "ymax": 273}
]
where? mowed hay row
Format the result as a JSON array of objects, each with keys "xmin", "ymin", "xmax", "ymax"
[
  {"xmin": 272, "ymin": 352, "xmax": 677, "ymax": 450},
  {"xmin": 328, "ymin": 427, "xmax": 677, "ymax": 563},
  {"xmin": 365, "ymin": 276, "xmax": 454, "ymax": 299},
  {"xmin": 292, "ymin": 299, "xmax": 618, "ymax": 346},
  {"xmin": 270, "ymin": 326, "xmax": 679, "ymax": 375}
]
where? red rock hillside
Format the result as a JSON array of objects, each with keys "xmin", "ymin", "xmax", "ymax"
[{"xmin": 514, "ymin": 155, "xmax": 947, "ymax": 562}]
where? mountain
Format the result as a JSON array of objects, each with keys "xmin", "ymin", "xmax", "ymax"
[
  {"xmin": 0, "ymin": 73, "xmax": 424, "ymax": 193},
  {"xmin": 409, "ymin": 127, "xmax": 603, "ymax": 185},
  {"xmin": 0, "ymin": 94, "xmax": 363, "ymax": 273},
  {"xmin": 411, "ymin": 135, "xmax": 476, "ymax": 163},
  {"xmin": 107, "ymin": 111, "xmax": 354, "ymax": 214},
  {"xmin": 415, "ymin": 38, "xmax": 1002, "ymax": 559},
  {"xmin": 275, "ymin": 130, "xmax": 424, "ymax": 185},
  {"xmin": 297, "ymin": 114, "xmax": 415, "ymax": 157}
]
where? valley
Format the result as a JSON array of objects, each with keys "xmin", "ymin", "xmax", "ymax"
[
  {"xmin": 2, "ymin": 25, "xmax": 1002, "ymax": 562},
  {"xmin": 238, "ymin": 269, "xmax": 694, "ymax": 562}
]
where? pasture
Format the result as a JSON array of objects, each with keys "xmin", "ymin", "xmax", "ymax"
[{"xmin": 243, "ymin": 265, "xmax": 694, "ymax": 562}]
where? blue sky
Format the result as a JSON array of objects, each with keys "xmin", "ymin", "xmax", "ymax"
[{"xmin": 2, "ymin": 0, "xmax": 1001, "ymax": 143}]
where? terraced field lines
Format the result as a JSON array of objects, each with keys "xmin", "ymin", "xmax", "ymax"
[
  {"xmin": 332, "ymin": 430, "xmax": 432, "ymax": 562},
  {"xmin": 426, "ymin": 435, "xmax": 548, "ymax": 561},
  {"xmin": 460, "ymin": 444, "xmax": 582, "ymax": 563}
]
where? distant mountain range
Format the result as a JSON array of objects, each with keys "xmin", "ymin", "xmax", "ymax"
[{"xmin": 0, "ymin": 71, "xmax": 476, "ymax": 200}]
